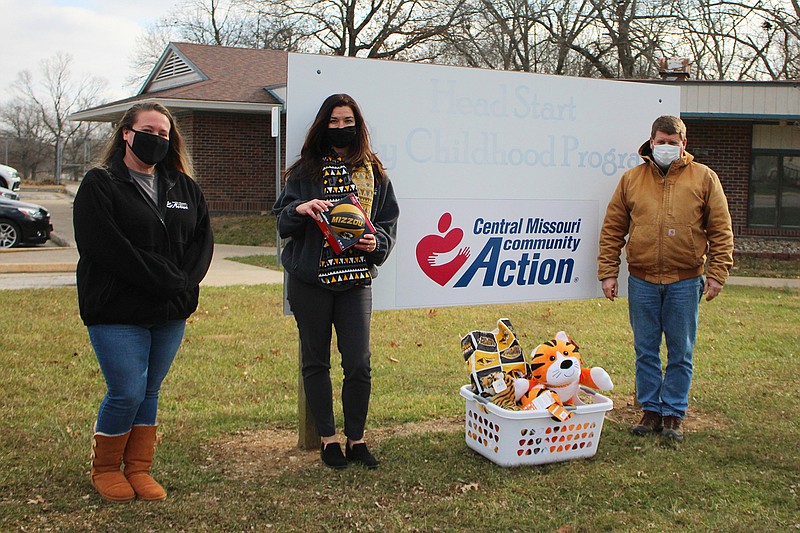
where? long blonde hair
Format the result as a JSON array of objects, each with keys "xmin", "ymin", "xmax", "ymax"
[{"xmin": 97, "ymin": 102, "xmax": 194, "ymax": 176}]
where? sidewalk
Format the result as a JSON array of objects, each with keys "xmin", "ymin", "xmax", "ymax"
[
  {"xmin": 0, "ymin": 181, "xmax": 284, "ymax": 288},
  {"xmin": 0, "ymin": 244, "xmax": 284, "ymax": 287},
  {"xmin": 2, "ymin": 244, "xmax": 799, "ymax": 289},
  {"xmin": 726, "ymin": 276, "xmax": 800, "ymax": 289}
]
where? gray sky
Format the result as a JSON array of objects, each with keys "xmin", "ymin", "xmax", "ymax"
[{"xmin": 1, "ymin": 0, "xmax": 182, "ymax": 102}]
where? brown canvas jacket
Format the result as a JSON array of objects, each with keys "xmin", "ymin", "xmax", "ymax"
[{"xmin": 597, "ymin": 141, "xmax": 734, "ymax": 285}]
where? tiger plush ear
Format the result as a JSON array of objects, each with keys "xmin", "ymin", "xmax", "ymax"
[
  {"xmin": 529, "ymin": 343, "xmax": 547, "ymax": 380},
  {"xmin": 556, "ymin": 330, "xmax": 579, "ymax": 351}
]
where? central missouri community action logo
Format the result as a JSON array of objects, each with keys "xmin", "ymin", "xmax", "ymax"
[
  {"xmin": 415, "ymin": 212, "xmax": 583, "ymax": 288},
  {"xmin": 415, "ymin": 213, "xmax": 471, "ymax": 286}
]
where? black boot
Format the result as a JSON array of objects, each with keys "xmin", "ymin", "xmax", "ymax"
[
  {"xmin": 346, "ymin": 441, "xmax": 379, "ymax": 469},
  {"xmin": 320, "ymin": 442, "xmax": 347, "ymax": 469}
]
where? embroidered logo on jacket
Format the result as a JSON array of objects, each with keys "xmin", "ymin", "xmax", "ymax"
[{"xmin": 167, "ymin": 201, "xmax": 189, "ymax": 210}]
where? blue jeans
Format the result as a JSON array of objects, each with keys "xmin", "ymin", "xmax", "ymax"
[
  {"xmin": 628, "ymin": 275, "xmax": 704, "ymax": 419},
  {"xmin": 88, "ymin": 320, "xmax": 186, "ymax": 436}
]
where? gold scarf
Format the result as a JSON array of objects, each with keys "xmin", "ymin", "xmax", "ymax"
[{"xmin": 350, "ymin": 161, "xmax": 375, "ymax": 217}]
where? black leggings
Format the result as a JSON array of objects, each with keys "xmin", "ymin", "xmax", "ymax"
[{"xmin": 287, "ymin": 275, "xmax": 373, "ymax": 440}]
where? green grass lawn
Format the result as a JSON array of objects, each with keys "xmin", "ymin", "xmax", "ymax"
[
  {"xmin": 1, "ymin": 285, "xmax": 798, "ymax": 531},
  {"xmin": 226, "ymin": 254, "xmax": 282, "ymax": 270},
  {"xmin": 731, "ymin": 253, "xmax": 800, "ymax": 278},
  {"xmin": 210, "ymin": 214, "xmax": 277, "ymax": 247}
]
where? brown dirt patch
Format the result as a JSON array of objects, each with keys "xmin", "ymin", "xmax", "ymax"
[
  {"xmin": 604, "ymin": 394, "xmax": 729, "ymax": 432},
  {"xmin": 203, "ymin": 417, "xmax": 464, "ymax": 480},
  {"xmin": 205, "ymin": 398, "xmax": 728, "ymax": 480}
]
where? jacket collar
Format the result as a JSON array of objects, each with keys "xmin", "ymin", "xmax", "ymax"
[{"xmin": 105, "ymin": 153, "xmax": 177, "ymax": 188}]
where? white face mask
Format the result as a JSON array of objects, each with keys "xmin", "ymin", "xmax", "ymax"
[{"xmin": 651, "ymin": 144, "xmax": 682, "ymax": 167}]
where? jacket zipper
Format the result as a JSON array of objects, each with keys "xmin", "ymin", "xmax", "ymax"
[
  {"xmin": 131, "ymin": 177, "xmax": 175, "ymax": 254},
  {"xmin": 657, "ymin": 163, "xmax": 666, "ymax": 284}
]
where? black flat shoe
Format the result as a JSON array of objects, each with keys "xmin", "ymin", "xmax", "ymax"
[
  {"xmin": 346, "ymin": 442, "xmax": 379, "ymax": 469},
  {"xmin": 320, "ymin": 442, "xmax": 347, "ymax": 469}
]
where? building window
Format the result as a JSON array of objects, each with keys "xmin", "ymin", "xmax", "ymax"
[{"xmin": 749, "ymin": 153, "xmax": 800, "ymax": 228}]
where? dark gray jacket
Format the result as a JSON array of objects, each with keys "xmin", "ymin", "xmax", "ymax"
[{"xmin": 273, "ymin": 163, "xmax": 399, "ymax": 284}]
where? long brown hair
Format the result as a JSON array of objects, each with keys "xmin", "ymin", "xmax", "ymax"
[
  {"xmin": 97, "ymin": 101, "xmax": 194, "ymax": 176},
  {"xmin": 288, "ymin": 93, "xmax": 385, "ymax": 182}
]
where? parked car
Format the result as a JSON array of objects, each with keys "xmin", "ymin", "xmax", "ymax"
[
  {"xmin": 0, "ymin": 186, "xmax": 20, "ymax": 200},
  {"xmin": 0, "ymin": 197, "xmax": 52, "ymax": 248},
  {"xmin": 0, "ymin": 164, "xmax": 21, "ymax": 192}
]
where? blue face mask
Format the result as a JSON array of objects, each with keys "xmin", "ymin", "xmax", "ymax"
[{"xmin": 128, "ymin": 130, "xmax": 170, "ymax": 165}]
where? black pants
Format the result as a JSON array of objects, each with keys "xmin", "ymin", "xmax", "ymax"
[{"xmin": 287, "ymin": 275, "xmax": 373, "ymax": 440}]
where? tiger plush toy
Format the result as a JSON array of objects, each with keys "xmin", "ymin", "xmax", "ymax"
[
  {"xmin": 525, "ymin": 331, "xmax": 613, "ymax": 406},
  {"xmin": 479, "ymin": 371, "xmax": 522, "ymax": 411},
  {"xmin": 520, "ymin": 383, "xmax": 574, "ymax": 422}
]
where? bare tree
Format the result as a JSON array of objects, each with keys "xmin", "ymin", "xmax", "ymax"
[
  {"xmin": 129, "ymin": 0, "xmax": 254, "ymax": 90},
  {"xmin": 534, "ymin": 0, "xmax": 610, "ymax": 76},
  {"xmin": 127, "ymin": 0, "xmax": 799, "ymax": 81},
  {"xmin": 455, "ymin": 0, "xmax": 795, "ymax": 80},
  {"xmin": 169, "ymin": 0, "xmax": 253, "ymax": 46},
  {"xmin": 238, "ymin": 3, "xmax": 311, "ymax": 50},
  {"xmin": 11, "ymin": 53, "xmax": 107, "ymax": 183},
  {"xmin": 672, "ymin": 0, "xmax": 763, "ymax": 79},
  {"xmin": 746, "ymin": 0, "xmax": 800, "ymax": 79},
  {"xmin": 128, "ymin": 23, "xmax": 179, "ymax": 91},
  {"xmin": 0, "ymin": 100, "xmax": 51, "ymax": 179},
  {"xmin": 439, "ymin": 0, "xmax": 550, "ymax": 71},
  {"xmin": 244, "ymin": 0, "xmax": 468, "ymax": 59}
]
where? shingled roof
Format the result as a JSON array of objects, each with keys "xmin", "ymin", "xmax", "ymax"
[{"xmin": 71, "ymin": 43, "xmax": 288, "ymax": 122}]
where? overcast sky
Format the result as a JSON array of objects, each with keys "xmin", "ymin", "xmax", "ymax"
[{"xmin": 1, "ymin": 0, "xmax": 183, "ymax": 102}]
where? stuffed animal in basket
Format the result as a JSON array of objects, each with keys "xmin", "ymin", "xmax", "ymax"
[
  {"xmin": 524, "ymin": 331, "xmax": 613, "ymax": 407},
  {"xmin": 519, "ymin": 383, "xmax": 574, "ymax": 422},
  {"xmin": 479, "ymin": 370, "xmax": 527, "ymax": 411}
]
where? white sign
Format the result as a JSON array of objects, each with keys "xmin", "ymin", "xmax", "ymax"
[{"xmin": 286, "ymin": 53, "xmax": 680, "ymax": 310}]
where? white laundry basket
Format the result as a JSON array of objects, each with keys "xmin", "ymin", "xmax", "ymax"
[{"xmin": 460, "ymin": 385, "xmax": 613, "ymax": 466}]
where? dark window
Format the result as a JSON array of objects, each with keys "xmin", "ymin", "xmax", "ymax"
[{"xmin": 749, "ymin": 153, "xmax": 800, "ymax": 229}]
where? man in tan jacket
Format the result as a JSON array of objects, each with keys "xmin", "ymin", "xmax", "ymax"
[{"xmin": 598, "ymin": 115, "xmax": 733, "ymax": 443}]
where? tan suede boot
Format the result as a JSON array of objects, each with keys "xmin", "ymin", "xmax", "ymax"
[
  {"xmin": 91, "ymin": 432, "xmax": 135, "ymax": 502},
  {"xmin": 123, "ymin": 425, "xmax": 167, "ymax": 501}
]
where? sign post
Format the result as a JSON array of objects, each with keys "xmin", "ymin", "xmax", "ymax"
[
  {"xmin": 273, "ymin": 104, "xmax": 319, "ymax": 449},
  {"xmin": 271, "ymin": 106, "xmax": 282, "ymax": 265}
]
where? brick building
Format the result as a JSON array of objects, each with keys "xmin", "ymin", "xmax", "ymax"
[
  {"xmin": 667, "ymin": 80, "xmax": 800, "ymax": 240},
  {"xmin": 72, "ymin": 43, "xmax": 800, "ymax": 239},
  {"xmin": 71, "ymin": 42, "xmax": 288, "ymax": 214}
]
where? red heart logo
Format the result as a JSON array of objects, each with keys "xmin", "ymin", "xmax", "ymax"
[{"xmin": 415, "ymin": 213, "xmax": 471, "ymax": 286}]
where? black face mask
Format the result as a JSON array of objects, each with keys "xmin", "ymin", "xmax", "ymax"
[
  {"xmin": 325, "ymin": 126, "xmax": 357, "ymax": 149},
  {"xmin": 128, "ymin": 130, "xmax": 170, "ymax": 165}
]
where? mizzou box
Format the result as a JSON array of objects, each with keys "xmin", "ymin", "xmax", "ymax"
[{"xmin": 461, "ymin": 318, "xmax": 528, "ymax": 397}]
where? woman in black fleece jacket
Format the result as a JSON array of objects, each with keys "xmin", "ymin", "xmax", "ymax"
[
  {"xmin": 274, "ymin": 94, "xmax": 399, "ymax": 469},
  {"xmin": 73, "ymin": 102, "xmax": 213, "ymax": 502}
]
